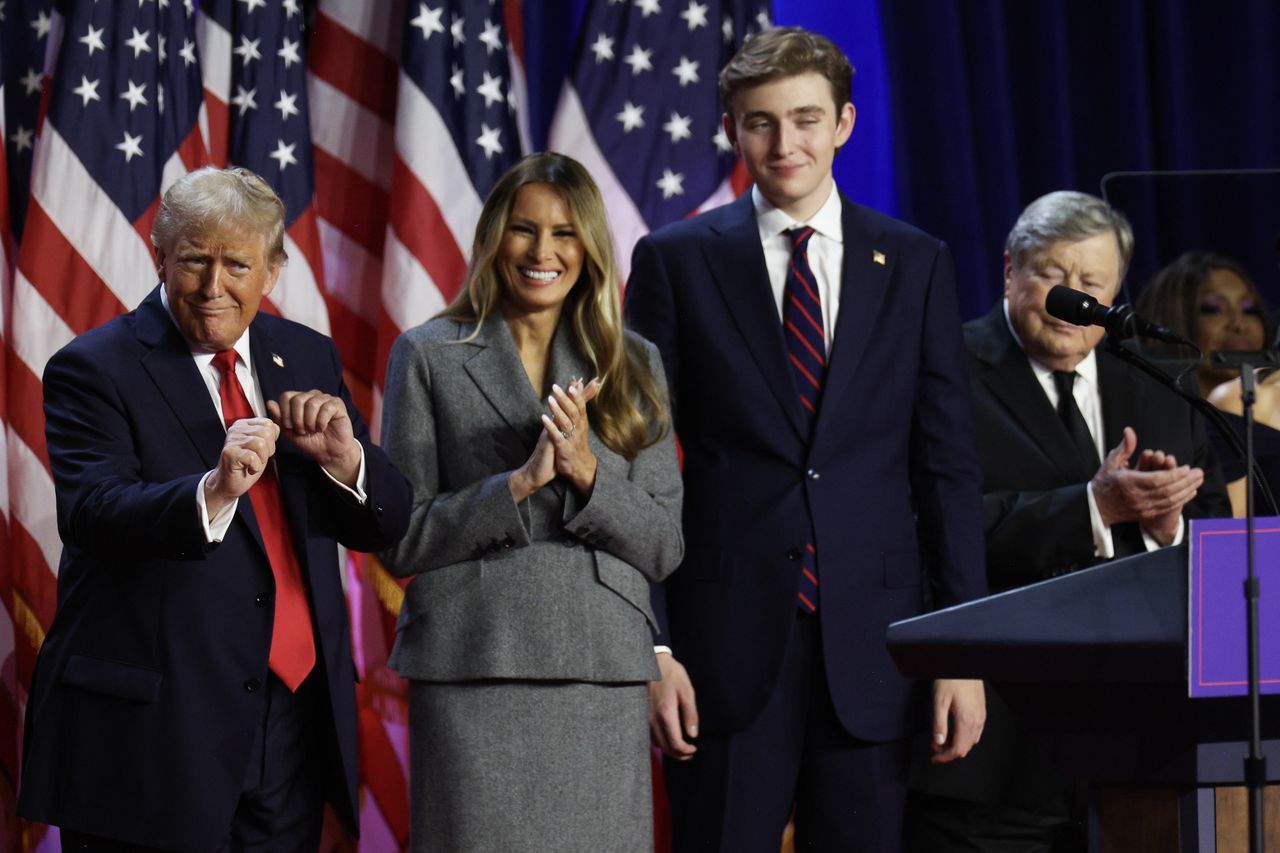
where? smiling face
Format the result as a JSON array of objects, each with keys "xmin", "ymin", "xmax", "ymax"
[
  {"xmin": 725, "ymin": 71, "xmax": 855, "ymax": 221},
  {"xmin": 159, "ymin": 221, "xmax": 281, "ymax": 352},
  {"xmin": 497, "ymin": 182, "xmax": 584, "ymax": 320},
  {"xmin": 1005, "ymin": 231, "xmax": 1124, "ymax": 372}
]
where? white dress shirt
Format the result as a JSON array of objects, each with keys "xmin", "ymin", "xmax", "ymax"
[
  {"xmin": 159, "ymin": 289, "xmax": 366, "ymax": 543},
  {"xmin": 1003, "ymin": 299, "xmax": 1182, "ymax": 556},
  {"xmin": 754, "ymin": 184, "xmax": 844, "ymax": 355}
]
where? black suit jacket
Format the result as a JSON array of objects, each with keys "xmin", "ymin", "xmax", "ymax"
[
  {"xmin": 18, "ymin": 288, "xmax": 412, "ymax": 850},
  {"xmin": 910, "ymin": 304, "xmax": 1230, "ymax": 812},
  {"xmin": 626, "ymin": 192, "xmax": 987, "ymax": 741}
]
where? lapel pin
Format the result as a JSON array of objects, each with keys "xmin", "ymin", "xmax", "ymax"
[
  {"xmin": 272, "ymin": 353, "xmax": 284, "ymax": 368},
  {"xmin": 872, "ymin": 250, "xmax": 886, "ymax": 266}
]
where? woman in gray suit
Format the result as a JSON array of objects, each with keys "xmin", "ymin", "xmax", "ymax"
[{"xmin": 379, "ymin": 152, "xmax": 684, "ymax": 852}]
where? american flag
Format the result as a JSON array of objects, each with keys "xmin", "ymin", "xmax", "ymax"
[
  {"xmin": 0, "ymin": 0, "xmax": 768, "ymax": 849},
  {"xmin": 549, "ymin": 0, "xmax": 772, "ymax": 280}
]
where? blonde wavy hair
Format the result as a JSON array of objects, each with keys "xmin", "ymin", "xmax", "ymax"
[{"xmin": 439, "ymin": 152, "xmax": 669, "ymax": 459}]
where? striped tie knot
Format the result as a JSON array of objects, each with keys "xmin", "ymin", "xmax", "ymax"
[{"xmin": 787, "ymin": 226, "xmax": 815, "ymax": 255}]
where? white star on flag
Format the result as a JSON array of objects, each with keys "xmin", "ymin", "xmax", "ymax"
[
  {"xmin": 10, "ymin": 125, "xmax": 34, "ymax": 152},
  {"xmin": 411, "ymin": 4, "xmax": 445, "ymax": 41},
  {"xmin": 681, "ymin": 1, "xmax": 709, "ymax": 29},
  {"xmin": 616, "ymin": 100, "xmax": 645, "ymax": 131},
  {"xmin": 268, "ymin": 139, "xmax": 298, "ymax": 170},
  {"xmin": 231, "ymin": 85, "xmax": 258, "ymax": 115},
  {"xmin": 274, "ymin": 89, "xmax": 299, "ymax": 120},
  {"xmin": 476, "ymin": 71, "xmax": 505, "ymax": 107},
  {"xmin": 663, "ymin": 111, "xmax": 692, "ymax": 142},
  {"xmin": 73, "ymin": 76, "xmax": 101, "ymax": 106},
  {"xmin": 120, "ymin": 80, "xmax": 149, "ymax": 112},
  {"xmin": 234, "ymin": 35, "xmax": 262, "ymax": 63},
  {"xmin": 125, "ymin": 27, "xmax": 152, "ymax": 58},
  {"xmin": 476, "ymin": 123, "xmax": 504, "ymax": 158},
  {"xmin": 451, "ymin": 17, "xmax": 465, "ymax": 46},
  {"xmin": 672, "ymin": 56, "xmax": 700, "ymax": 86},
  {"xmin": 20, "ymin": 67, "xmax": 43, "ymax": 96},
  {"xmin": 115, "ymin": 131, "xmax": 144, "ymax": 162},
  {"xmin": 278, "ymin": 38, "xmax": 301, "ymax": 68},
  {"xmin": 479, "ymin": 19, "xmax": 503, "ymax": 55},
  {"xmin": 624, "ymin": 44, "xmax": 653, "ymax": 75},
  {"xmin": 80, "ymin": 24, "xmax": 106, "ymax": 56},
  {"xmin": 656, "ymin": 168, "xmax": 685, "ymax": 198},
  {"xmin": 636, "ymin": 0, "xmax": 661, "ymax": 17},
  {"xmin": 590, "ymin": 33, "xmax": 615, "ymax": 63}
]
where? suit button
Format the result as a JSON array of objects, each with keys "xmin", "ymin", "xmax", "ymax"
[
  {"xmin": 244, "ymin": 678, "xmax": 262, "ymax": 693},
  {"xmin": 807, "ymin": 469, "xmax": 820, "ymax": 480},
  {"xmin": 374, "ymin": 503, "xmax": 384, "ymax": 515},
  {"xmin": 254, "ymin": 594, "xmax": 270, "ymax": 607},
  {"xmin": 787, "ymin": 548, "xmax": 802, "ymax": 561}
]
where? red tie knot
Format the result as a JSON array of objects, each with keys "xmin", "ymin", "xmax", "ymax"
[{"xmin": 212, "ymin": 349, "xmax": 239, "ymax": 377}]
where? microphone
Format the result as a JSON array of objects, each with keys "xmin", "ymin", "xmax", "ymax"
[{"xmin": 1044, "ymin": 285, "xmax": 1193, "ymax": 346}]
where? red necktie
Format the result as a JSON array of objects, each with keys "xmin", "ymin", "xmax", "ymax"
[
  {"xmin": 212, "ymin": 350, "xmax": 315, "ymax": 691},
  {"xmin": 783, "ymin": 228, "xmax": 822, "ymax": 613}
]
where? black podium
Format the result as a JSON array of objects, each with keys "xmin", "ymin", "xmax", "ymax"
[{"xmin": 887, "ymin": 545, "xmax": 1280, "ymax": 851}]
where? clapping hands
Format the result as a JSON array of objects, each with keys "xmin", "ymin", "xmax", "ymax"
[{"xmin": 509, "ymin": 377, "xmax": 601, "ymax": 501}]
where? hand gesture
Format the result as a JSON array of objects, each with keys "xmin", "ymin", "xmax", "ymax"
[
  {"xmin": 205, "ymin": 417, "xmax": 279, "ymax": 516},
  {"xmin": 266, "ymin": 390, "xmax": 361, "ymax": 488},
  {"xmin": 509, "ymin": 426, "xmax": 556, "ymax": 503},
  {"xmin": 543, "ymin": 377, "xmax": 601, "ymax": 496},
  {"xmin": 649, "ymin": 652, "xmax": 699, "ymax": 760},
  {"xmin": 1091, "ymin": 427, "xmax": 1203, "ymax": 545},
  {"xmin": 930, "ymin": 678, "xmax": 986, "ymax": 764}
]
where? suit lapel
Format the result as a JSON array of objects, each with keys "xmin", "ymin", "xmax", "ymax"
[
  {"xmin": 816, "ymin": 197, "xmax": 895, "ymax": 435},
  {"xmin": 136, "ymin": 288, "xmax": 225, "ymax": 472},
  {"xmin": 705, "ymin": 195, "xmax": 807, "ymax": 441},
  {"xmin": 462, "ymin": 317, "xmax": 549, "ymax": 453},
  {"xmin": 1096, "ymin": 344, "xmax": 1137, "ymax": 452},
  {"xmin": 971, "ymin": 309, "xmax": 1092, "ymax": 481}
]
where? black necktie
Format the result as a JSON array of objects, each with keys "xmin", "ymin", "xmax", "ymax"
[{"xmin": 1052, "ymin": 370, "xmax": 1100, "ymax": 470}]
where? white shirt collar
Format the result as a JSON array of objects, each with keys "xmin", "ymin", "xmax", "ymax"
[{"xmin": 752, "ymin": 183, "xmax": 843, "ymax": 245}]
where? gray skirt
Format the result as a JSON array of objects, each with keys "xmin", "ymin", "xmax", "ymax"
[{"xmin": 409, "ymin": 680, "xmax": 652, "ymax": 853}]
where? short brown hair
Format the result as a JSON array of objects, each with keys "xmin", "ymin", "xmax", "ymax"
[{"xmin": 719, "ymin": 27, "xmax": 854, "ymax": 114}]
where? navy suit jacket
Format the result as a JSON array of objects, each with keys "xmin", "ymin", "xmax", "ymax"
[
  {"xmin": 19, "ymin": 288, "xmax": 412, "ymax": 850},
  {"xmin": 626, "ymin": 192, "xmax": 987, "ymax": 741}
]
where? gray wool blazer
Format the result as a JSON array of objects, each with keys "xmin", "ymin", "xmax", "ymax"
[{"xmin": 379, "ymin": 315, "xmax": 684, "ymax": 683}]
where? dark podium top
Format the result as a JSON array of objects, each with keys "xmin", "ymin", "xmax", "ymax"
[{"xmin": 887, "ymin": 545, "xmax": 1280, "ymax": 785}]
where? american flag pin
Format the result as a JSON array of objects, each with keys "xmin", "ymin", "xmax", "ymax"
[
  {"xmin": 272, "ymin": 354, "xmax": 284, "ymax": 368},
  {"xmin": 872, "ymin": 250, "xmax": 886, "ymax": 266}
]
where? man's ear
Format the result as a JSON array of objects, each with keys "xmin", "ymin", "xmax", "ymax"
[{"xmin": 721, "ymin": 113, "xmax": 738, "ymax": 151}]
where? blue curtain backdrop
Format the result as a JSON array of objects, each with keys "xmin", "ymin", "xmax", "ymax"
[{"xmin": 524, "ymin": 0, "xmax": 1280, "ymax": 319}]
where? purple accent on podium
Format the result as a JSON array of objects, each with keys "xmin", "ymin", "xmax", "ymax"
[{"xmin": 1188, "ymin": 517, "xmax": 1280, "ymax": 698}]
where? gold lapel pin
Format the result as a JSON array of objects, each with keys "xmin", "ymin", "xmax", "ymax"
[
  {"xmin": 272, "ymin": 353, "xmax": 285, "ymax": 368},
  {"xmin": 872, "ymin": 250, "xmax": 886, "ymax": 266}
]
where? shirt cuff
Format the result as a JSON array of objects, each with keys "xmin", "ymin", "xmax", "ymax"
[
  {"xmin": 654, "ymin": 645, "xmax": 672, "ymax": 656},
  {"xmin": 197, "ymin": 470, "xmax": 237, "ymax": 543},
  {"xmin": 321, "ymin": 444, "xmax": 368, "ymax": 504},
  {"xmin": 1086, "ymin": 480, "xmax": 1116, "ymax": 559}
]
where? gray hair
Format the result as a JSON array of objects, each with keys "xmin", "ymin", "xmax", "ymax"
[
  {"xmin": 1005, "ymin": 190, "xmax": 1133, "ymax": 275},
  {"xmin": 151, "ymin": 166, "xmax": 287, "ymax": 262}
]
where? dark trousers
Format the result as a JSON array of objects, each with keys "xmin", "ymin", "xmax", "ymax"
[
  {"xmin": 665, "ymin": 612, "xmax": 911, "ymax": 853},
  {"xmin": 904, "ymin": 790, "xmax": 1087, "ymax": 853},
  {"xmin": 62, "ymin": 672, "xmax": 329, "ymax": 853}
]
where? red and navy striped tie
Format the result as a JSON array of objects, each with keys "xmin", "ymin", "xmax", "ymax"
[
  {"xmin": 784, "ymin": 227, "xmax": 823, "ymax": 613},
  {"xmin": 784, "ymin": 227, "xmax": 825, "ymax": 428}
]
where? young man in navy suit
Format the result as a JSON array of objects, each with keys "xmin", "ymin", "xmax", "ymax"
[{"xmin": 626, "ymin": 27, "xmax": 988, "ymax": 852}]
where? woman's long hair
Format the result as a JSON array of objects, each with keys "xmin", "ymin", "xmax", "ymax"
[
  {"xmin": 1136, "ymin": 251, "xmax": 1274, "ymax": 357},
  {"xmin": 438, "ymin": 152, "xmax": 669, "ymax": 459}
]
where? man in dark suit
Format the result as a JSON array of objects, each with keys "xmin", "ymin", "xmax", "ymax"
[
  {"xmin": 906, "ymin": 191, "xmax": 1230, "ymax": 852},
  {"xmin": 625, "ymin": 27, "xmax": 988, "ymax": 852},
  {"xmin": 19, "ymin": 167, "xmax": 412, "ymax": 851}
]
